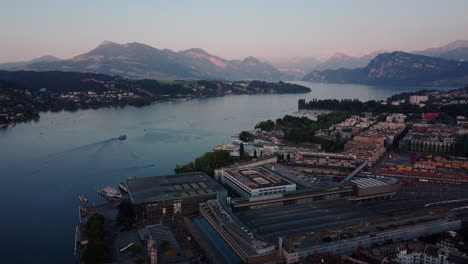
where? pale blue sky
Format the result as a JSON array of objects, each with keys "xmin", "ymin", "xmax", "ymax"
[{"xmin": 1, "ymin": 0, "xmax": 468, "ymax": 62}]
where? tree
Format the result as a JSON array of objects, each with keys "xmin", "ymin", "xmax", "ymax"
[
  {"xmin": 131, "ymin": 244, "xmax": 142, "ymax": 256},
  {"xmin": 335, "ymin": 131, "xmax": 342, "ymax": 142},
  {"xmin": 255, "ymin": 120, "xmax": 275, "ymax": 131},
  {"xmin": 161, "ymin": 240, "xmax": 170, "ymax": 250},
  {"xmin": 174, "ymin": 150, "xmax": 234, "ymax": 175},
  {"xmin": 239, "ymin": 131, "xmax": 254, "ymax": 142},
  {"xmin": 116, "ymin": 199, "xmax": 135, "ymax": 230},
  {"xmin": 135, "ymin": 256, "xmax": 146, "ymax": 264},
  {"xmin": 239, "ymin": 143, "xmax": 245, "ymax": 159}
]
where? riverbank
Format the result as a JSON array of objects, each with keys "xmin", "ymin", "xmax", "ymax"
[{"xmin": 0, "ymin": 74, "xmax": 311, "ymax": 127}]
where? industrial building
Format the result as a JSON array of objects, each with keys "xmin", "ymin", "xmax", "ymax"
[
  {"xmin": 123, "ymin": 172, "xmax": 227, "ymax": 223},
  {"xmin": 279, "ymin": 209, "xmax": 461, "ymax": 263},
  {"xmin": 220, "ymin": 167, "xmax": 296, "ymax": 197},
  {"xmin": 230, "ymin": 185, "xmax": 355, "ymax": 211},
  {"xmin": 230, "ymin": 174, "xmax": 400, "ymax": 211},
  {"xmin": 200, "ymin": 200, "xmax": 278, "ymax": 264},
  {"xmin": 349, "ymin": 177, "xmax": 400, "ymax": 201},
  {"xmin": 289, "ymin": 152, "xmax": 357, "ymax": 168}
]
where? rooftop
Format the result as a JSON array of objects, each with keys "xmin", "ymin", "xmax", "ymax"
[
  {"xmin": 124, "ymin": 172, "xmax": 227, "ymax": 204},
  {"xmin": 223, "ymin": 167, "xmax": 295, "ymax": 190},
  {"xmin": 351, "ymin": 177, "xmax": 397, "ymax": 189}
]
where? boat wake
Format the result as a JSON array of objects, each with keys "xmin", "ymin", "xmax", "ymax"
[{"xmin": 47, "ymin": 138, "xmax": 117, "ymax": 160}]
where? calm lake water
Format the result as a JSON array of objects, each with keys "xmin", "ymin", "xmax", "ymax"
[{"xmin": 0, "ymin": 82, "xmax": 453, "ymax": 263}]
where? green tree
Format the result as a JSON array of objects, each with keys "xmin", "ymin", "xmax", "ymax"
[
  {"xmin": 161, "ymin": 240, "xmax": 170, "ymax": 250},
  {"xmin": 174, "ymin": 150, "xmax": 234, "ymax": 175},
  {"xmin": 239, "ymin": 131, "xmax": 254, "ymax": 142},
  {"xmin": 239, "ymin": 143, "xmax": 245, "ymax": 159},
  {"xmin": 131, "ymin": 244, "xmax": 142, "ymax": 256},
  {"xmin": 82, "ymin": 214, "xmax": 108, "ymax": 264},
  {"xmin": 116, "ymin": 199, "xmax": 135, "ymax": 230},
  {"xmin": 255, "ymin": 120, "xmax": 275, "ymax": 131},
  {"xmin": 135, "ymin": 256, "xmax": 146, "ymax": 264}
]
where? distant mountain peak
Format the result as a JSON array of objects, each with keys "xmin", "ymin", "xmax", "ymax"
[
  {"xmin": 99, "ymin": 40, "xmax": 118, "ymax": 46},
  {"xmin": 414, "ymin": 40, "xmax": 468, "ymax": 58},
  {"xmin": 182, "ymin": 48, "xmax": 209, "ymax": 55},
  {"xmin": 331, "ymin": 52, "xmax": 352, "ymax": 58},
  {"xmin": 243, "ymin": 56, "xmax": 261, "ymax": 63}
]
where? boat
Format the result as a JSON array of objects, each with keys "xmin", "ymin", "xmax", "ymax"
[
  {"xmin": 253, "ymin": 142, "xmax": 265, "ymax": 147},
  {"xmin": 118, "ymin": 183, "xmax": 128, "ymax": 193},
  {"xmin": 118, "ymin": 134, "xmax": 127, "ymax": 140},
  {"xmin": 212, "ymin": 144, "xmax": 240, "ymax": 151},
  {"xmin": 97, "ymin": 186, "xmax": 122, "ymax": 201},
  {"xmin": 232, "ymin": 140, "xmax": 249, "ymax": 145},
  {"xmin": 79, "ymin": 195, "xmax": 88, "ymax": 205}
]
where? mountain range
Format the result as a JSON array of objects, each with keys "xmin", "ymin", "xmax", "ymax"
[
  {"xmin": 0, "ymin": 55, "xmax": 61, "ymax": 70},
  {"xmin": 11, "ymin": 41, "xmax": 289, "ymax": 81},
  {"xmin": 302, "ymin": 51, "xmax": 468, "ymax": 86},
  {"xmin": 2, "ymin": 40, "xmax": 468, "ymax": 85}
]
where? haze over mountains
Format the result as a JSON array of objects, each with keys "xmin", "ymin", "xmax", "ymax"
[
  {"xmin": 0, "ymin": 55, "xmax": 61, "ymax": 70},
  {"xmin": 9, "ymin": 41, "xmax": 288, "ymax": 81},
  {"xmin": 2, "ymin": 40, "xmax": 468, "ymax": 85}
]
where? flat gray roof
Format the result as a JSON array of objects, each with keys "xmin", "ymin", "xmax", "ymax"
[{"xmin": 124, "ymin": 172, "xmax": 227, "ymax": 204}]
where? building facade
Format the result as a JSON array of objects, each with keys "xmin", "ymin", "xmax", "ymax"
[{"xmin": 221, "ymin": 167, "xmax": 296, "ymax": 197}]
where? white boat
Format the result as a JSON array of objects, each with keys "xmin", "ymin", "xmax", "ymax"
[
  {"xmin": 232, "ymin": 140, "xmax": 244, "ymax": 145},
  {"xmin": 212, "ymin": 144, "xmax": 240, "ymax": 151},
  {"xmin": 79, "ymin": 195, "xmax": 88, "ymax": 204},
  {"xmin": 118, "ymin": 183, "xmax": 128, "ymax": 193},
  {"xmin": 97, "ymin": 186, "xmax": 122, "ymax": 200}
]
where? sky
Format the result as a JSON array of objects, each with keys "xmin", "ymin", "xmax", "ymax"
[{"xmin": 1, "ymin": 0, "xmax": 468, "ymax": 63}]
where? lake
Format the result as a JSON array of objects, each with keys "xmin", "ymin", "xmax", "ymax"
[{"xmin": 0, "ymin": 82, "xmax": 453, "ymax": 263}]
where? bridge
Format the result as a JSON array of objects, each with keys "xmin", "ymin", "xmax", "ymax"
[{"xmin": 340, "ymin": 161, "xmax": 367, "ymax": 183}]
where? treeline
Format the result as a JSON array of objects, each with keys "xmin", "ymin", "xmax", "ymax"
[
  {"xmin": 248, "ymin": 81, "xmax": 311, "ymax": 93},
  {"xmin": 387, "ymin": 89, "xmax": 434, "ymax": 102},
  {"xmin": 82, "ymin": 214, "xmax": 108, "ymax": 264},
  {"xmin": 298, "ymin": 98, "xmax": 422, "ymax": 115},
  {"xmin": 255, "ymin": 113, "xmax": 349, "ymax": 151},
  {"xmin": 174, "ymin": 150, "xmax": 234, "ymax": 176},
  {"xmin": 0, "ymin": 70, "xmax": 310, "ymax": 96}
]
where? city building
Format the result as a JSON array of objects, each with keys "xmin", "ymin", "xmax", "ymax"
[
  {"xmin": 290, "ymin": 152, "xmax": 357, "ymax": 168},
  {"xmin": 214, "ymin": 156, "xmax": 278, "ymax": 180},
  {"xmin": 399, "ymin": 124, "xmax": 456, "ymax": 154},
  {"xmin": 344, "ymin": 139, "xmax": 385, "ymax": 167},
  {"xmin": 361, "ymin": 241, "xmax": 468, "ymax": 264},
  {"xmin": 123, "ymin": 172, "xmax": 227, "ymax": 223},
  {"xmin": 220, "ymin": 167, "xmax": 296, "ymax": 197},
  {"xmin": 409, "ymin": 95, "xmax": 429, "ymax": 104},
  {"xmin": 386, "ymin": 113, "xmax": 407, "ymax": 123},
  {"xmin": 436, "ymin": 231, "xmax": 468, "ymax": 256}
]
